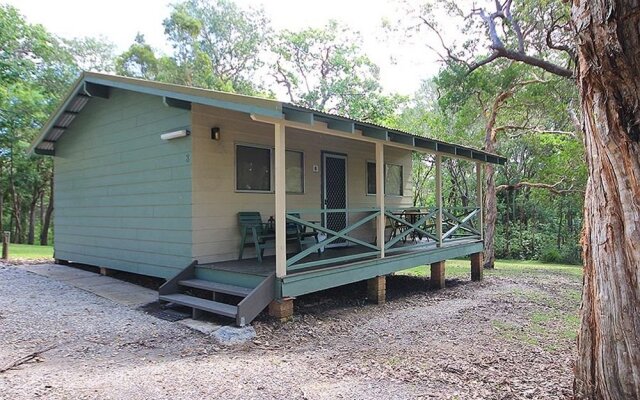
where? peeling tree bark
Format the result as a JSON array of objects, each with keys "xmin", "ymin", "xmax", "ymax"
[
  {"xmin": 572, "ymin": 0, "xmax": 640, "ymax": 398},
  {"xmin": 483, "ymin": 90, "xmax": 512, "ymax": 269}
]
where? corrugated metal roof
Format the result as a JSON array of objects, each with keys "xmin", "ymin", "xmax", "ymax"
[{"xmin": 29, "ymin": 72, "xmax": 507, "ymax": 165}]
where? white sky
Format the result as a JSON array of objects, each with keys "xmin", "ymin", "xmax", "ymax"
[{"xmin": 5, "ymin": 0, "xmax": 443, "ymax": 96}]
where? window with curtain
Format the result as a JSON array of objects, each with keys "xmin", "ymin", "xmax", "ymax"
[
  {"xmin": 285, "ymin": 150, "xmax": 304, "ymax": 193},
  {"xmin": 366, "ymin": 161, "xmax": 403, "ymax": 196}
]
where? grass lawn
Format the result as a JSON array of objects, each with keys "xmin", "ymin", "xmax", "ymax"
[
  {"xmin": 401, "ymin": 258, "xmax": 583, "ymax": 279},
  {"xmin": 8, "ymin": 243, "xmax": 54, "ymax": 259}
]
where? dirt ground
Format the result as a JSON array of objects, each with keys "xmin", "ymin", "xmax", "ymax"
[{"xmin": 0, "ymin": 262, "xmax": 581, "ymax": 399}]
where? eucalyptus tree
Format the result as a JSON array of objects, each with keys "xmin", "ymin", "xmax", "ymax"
[
  {"xmin": 0, "ymin": 5, "xmax": 78, "ymax": 244},
  {"xmin": 402, "ymin": 0, "xmax": 640, "ymax": 396},
  {"xmin": 271, "ymin": 21, "xmax": 406, "ymax": 123},
  {"xmin": 116, "ymin": 0, "xmax": 271, "ymax": 95},
  {"xmin": 399, "ymin": 60, "xmax": 582, "ymax": 267},
  {"xmin": 162, "ymin": 0, "xmax": 271, "ymax": 94}
]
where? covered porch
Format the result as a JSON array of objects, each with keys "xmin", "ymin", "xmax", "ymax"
[
  {"xmin": 250, "ymin": 107, "xmax": 491, "ymax": 284},
  {"xmin": 162, "ymin": 102, "xmax": 505, "ymax": 326}
]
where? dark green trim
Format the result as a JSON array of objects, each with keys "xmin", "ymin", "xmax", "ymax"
[
  {"xmin": 280, "ymin": 240, "xmax": 484, "ymax": 298},
  {"xmin": 34, "ymin": 148, "xmax": 55, "ymax": 156},
  {"xmin": 84, "ymin": 82, "xmax": 110, "ymax": 98},
  {"xmin": 388, "ymin": 132, "xmax": 414, "ymax": 145},
  {"xmin": 85, "ymin": 75, "xmax": 281, "ymax": 118},
  {"xmin": 414, "ymin": 137, "xmax": 437, "ymax": 151},
  {"xmin": 163, "ymin": 97, "xmax": 192, "ymax": 110},
  {"xmin": 358, "ymin": 125, "xmax": 388, "ymax": 140},
  {"xmin": 436, "ymin": 143, "xmax": 456, "ymax": 155},
  {"xmin": 284, "ymin": 109, "xmax": 314, "ymax": 124}
]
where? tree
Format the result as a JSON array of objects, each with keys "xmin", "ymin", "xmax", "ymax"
[
  {"xmin": 405, "ymin": 0, "xmax": 640, "ymax": 396},
  {"xmin": 571, "ymin": 1, "xmax": 640, "ymax": 397},
  {"xmin": 63, "ymin": 36, "xmax": 116, "ymax": 73},
  {"xmin": 162, "ymin": 0, "xmax": 270, "ymax": 94},
  {"xmin": 0, "ymin": 5, "xmax": 78, "ymax": 244},
  {"xmin": 271, "ymin": 21, "xmax": 406, "ymax": 123},
  {"xmin": 409, "ymin": 60, "xmax": 581, "ymax": 267}
]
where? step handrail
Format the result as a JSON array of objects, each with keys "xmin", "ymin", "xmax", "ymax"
[
  {"xmin": 158, "ymin": 260, "xmax": 198, "ymax": 295},
  {"xmin": 236, "ymin": 272, "xmax": 276, "ymax": 326}
]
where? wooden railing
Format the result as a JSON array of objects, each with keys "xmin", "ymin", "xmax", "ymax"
[
  {"xmin": 286, "ymin": 208, "xmax": 381, "ymax": 271},
  {"xmin": 284, "ymin": 206, "xmax": 481, "ymax": 272}
]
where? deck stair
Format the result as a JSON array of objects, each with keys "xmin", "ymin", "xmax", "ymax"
[{"xmin": 158, "ymin": 261, "xmax": 275, "ymax": 326}]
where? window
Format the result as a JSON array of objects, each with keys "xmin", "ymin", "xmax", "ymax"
[
  {"xmin": 236, "ymin": 145, "xmax": 271, "ymax": 191},
  {"xmin": 385, "ymin": 164, "xmax": 403, "ymax": 196},
  {"xmin": 366, "ymin": 161, "xmax": 404, "ymax": 196},
  {"xmin": 366, "ymin": 162, "xmax": 377, "ymax": 195},
  {"xmin": 286, "ymin": 150, "xmax": 304, "ymax": 193},
  {"xmin": 236, "ymin": 145, "xmax": 304, "ymax": 193}
]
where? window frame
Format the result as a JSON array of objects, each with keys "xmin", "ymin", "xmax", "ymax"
[
  {"xmin": 234, "ymin": 143, "xmax": 306, "ymax": 194},
  {"xmin": 385, "ymin": 163, "xmax": 404, "ymax": 197},
  {"xmin": 285, "ymin": 149, "xmax": 305, "ymax": 195},
  {"xmin": 235, "ymin": 143, "xmax": 273, "ymax": 193},
  {"xmin": 365, "ymin": 160, "xmax": 405, "ymax": 197}
]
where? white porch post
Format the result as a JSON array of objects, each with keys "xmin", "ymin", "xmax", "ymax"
[
  {"xmin": 376, "ymin": 142, "xmax": 385, "ymax": 258},
  {"xmin": 476, "ymin": 161, "xmax": 484, "ymax": 240},
  {"xmin": 435, "ymin": 154, "xmax": 443, "ymax": 247},
  {"xmin": 274, "ymin": 123, "xmax": 287, "ymax": 278}
]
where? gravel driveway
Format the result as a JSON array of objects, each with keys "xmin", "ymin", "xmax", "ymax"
[{"xmin": 0, "ymin": 263, "xmax": 580, "ymax": 399}]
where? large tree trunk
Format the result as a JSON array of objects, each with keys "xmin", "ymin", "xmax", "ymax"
[
  {"xmin": 572, "ymin": 0, "xmax": 640, "ymax": 398},
  {"xmin": 483, "ymin": 162, "xmax": 497, "ymax": 268},
  {"xmin": 40, "ymin": 177, "xmax": 53, "ymax": 246},
  {"xmin": 483, "ymin": 90, "xmax": 512, "ymax": 268},
  {"xmin": 27, "ymin": 186, "xmax": 41, "ymax": 245},
  {"xmin": 10, "ymin": 181, "xmax": 22, "ymax": 243}
]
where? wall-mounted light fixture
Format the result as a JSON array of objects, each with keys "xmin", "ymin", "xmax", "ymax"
[
  {"xmin": 160, "ymin": 129, "xmax": 190, "ymax": 140},
  {"xmin": 211, "ymin": 127, "xmax": 221, "ymax": 141}
]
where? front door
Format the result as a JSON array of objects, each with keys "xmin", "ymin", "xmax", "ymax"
[{"xmin": 322, "ymin": 152, "xmax": 347, "ymax": 246}]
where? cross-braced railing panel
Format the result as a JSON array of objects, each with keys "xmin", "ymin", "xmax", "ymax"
[
  {"xmin": 282, "ymin": 206, "xmax": 482, "ymax": 273},
  {"xmin": 441, "ymin": 207, "xmax": 481, "ymax": 240},
  {"xmin": 286, "ymin": 208, "xmax": 381, "ymax": 271}
]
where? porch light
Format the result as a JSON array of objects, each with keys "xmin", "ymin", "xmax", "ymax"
[
  {"xmin": 160, "ymin": 129, "xmax": 190, "ymax": 140},
  {"xmin": 211, "ymin": 127, "xmax": 221, "ymax": 140}
]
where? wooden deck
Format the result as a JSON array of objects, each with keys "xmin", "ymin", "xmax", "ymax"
[{"xmin": 197, "ymin": 238, "xmax": 483, "ymax": 297}]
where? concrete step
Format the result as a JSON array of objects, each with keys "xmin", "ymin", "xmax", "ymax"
[
  {"xmin": 178, "ymin": 279, "xmax": 253, "ymax": 297},
  {"xmin": 159, "ymin": 293, "xmax": 238, "ymax": 318}
]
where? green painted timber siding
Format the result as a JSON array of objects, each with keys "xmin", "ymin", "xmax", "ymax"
[{"xmin": 53, "ymin": 89, "xmax": 192, "ymax": 278}]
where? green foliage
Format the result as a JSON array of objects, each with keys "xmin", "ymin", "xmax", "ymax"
[
  {"xmin": 116, "ymin": 33, "xmax": 161, "ymax": 80},
  {"xmin": 117, "ymin": 0, "xmax": 272, "ymax": 95},
  {"xmin": 271, "ymin": 20, "xmax": 407, "ymax": 123},
  {"xmin": 62, "ymin": 36, "xmax": 116, "ymax": 73},
  {"xmin": 0, "ymin": 5, "xmax": 86, "ymax": 244}
]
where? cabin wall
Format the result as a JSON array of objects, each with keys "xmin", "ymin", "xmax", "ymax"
[
  {"xmin": 191, "ymin": 104, "xmax": 414, "ymax": 263},
  {"xmin": 54, "ymin": 89, "xmax": 192, "ymax": 278}
]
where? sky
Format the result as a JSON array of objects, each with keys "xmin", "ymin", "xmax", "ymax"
[{"xmin": 5, "ymin": 0, "xmax": 443, "ymax": 96}]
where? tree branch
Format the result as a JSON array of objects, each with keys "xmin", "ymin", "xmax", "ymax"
[
  {"xmin": 496, "ymin": 180, "xmax": 582, "ymax": 195},
  {"xmin": 473, "ymin": 2, "xmax": 574, "ymax": 78}
]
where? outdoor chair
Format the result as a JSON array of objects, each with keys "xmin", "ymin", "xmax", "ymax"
[
  {"xmin": 289, "ymin": 213, "xmax": 321, "ymax": 254},
  {"xmin": 237, "ymin": 212, "xmax": 315, "ymax": 262}
]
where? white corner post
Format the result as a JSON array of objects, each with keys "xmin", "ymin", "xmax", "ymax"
[
  {"xmin": 376, "ymin": 142, "xmax": 385, "ymax": 258},
  {"xmin": 435, "ymin": 154, "xmax": 443, "ymax": 247},
  {"xmin": 476, "ymin": 161, "xmax": 484, "ymax": 240},
  {"xmin": 274, "ymin": 123, "xmax": 287, "ymax": 278}
]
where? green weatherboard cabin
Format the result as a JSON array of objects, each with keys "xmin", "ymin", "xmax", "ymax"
[{"xmin": 30, "ymin": 72, "xmax": 506, "ymax": 326}]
